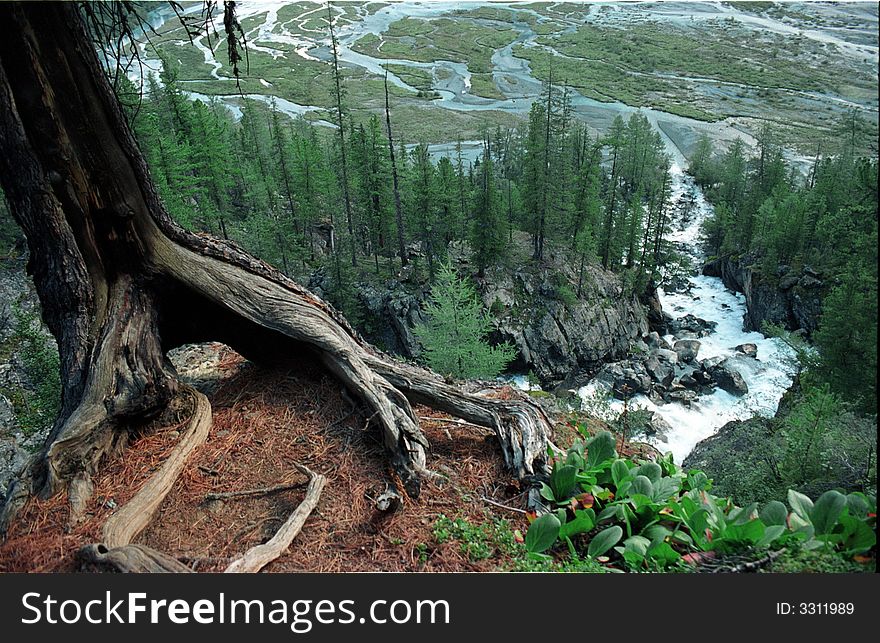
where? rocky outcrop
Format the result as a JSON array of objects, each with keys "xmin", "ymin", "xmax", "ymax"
[
  {"xmin": 667, "ymin": 314, "xmax": 717, "ymax": 338},
  {"xmin": 359, "ymin": 282, "xmax": 429, "ymax": 358},
  {"xmin": 307, "ymin": 271, "xmax": 429, "ymax": 358},
  {"xmin": 480, "ymin": 258, "xmax": 649, "ymax": 387},
  {"xmin": 702, "ymin": 255, "xmax": 825, "ymax": 336},
  {"xmin": 589, "ymin": 306, "xmax": 755, "ymax": 406},
  {"xmin": 734, "ymin": 343, "xmax": 758, "ymax": 358},
  {"xmin": 682, "ymin": 415, "xmax": 780, "ymax": 503},
  {"xmin": 673, "ymin": 339, "xmax": 701, "ymax": 363}
]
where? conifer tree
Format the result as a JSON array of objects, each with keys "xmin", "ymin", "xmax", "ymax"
[
  {"xmin": 414, "ymin": 263, "xmax": 515, "ymax": 380},
  {"xmin": 470, "ymin": 140, "xmax": 506, "ymax": 277}
]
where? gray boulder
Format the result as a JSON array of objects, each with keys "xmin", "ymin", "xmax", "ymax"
[
  {"xmin": 673, "ymin": 339, "xmax": 701, "ymax": 363},
  {"xmin": 734, "ymin": 343, "xmax": 758, "ymax": 358},
  {"xmin": 644, "ymin": 354, "xmax": 674, "ymax": 387},
  {"xmin": 708, "ymin": 359, "xmax": 749, "ymax": 396}
]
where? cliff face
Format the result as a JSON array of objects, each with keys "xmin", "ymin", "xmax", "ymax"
[
  {"xmin": 702, "ymin": 254, "xmax": 825, "ymax": 335},
  {"xmin": 479, "ymin": 261, "xmax": 649, "ymax": 387}
]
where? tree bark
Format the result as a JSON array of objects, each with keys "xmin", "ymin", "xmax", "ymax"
[{"xmin": 0, "ymin": 3, "xmax": 552, "ymax": 534}]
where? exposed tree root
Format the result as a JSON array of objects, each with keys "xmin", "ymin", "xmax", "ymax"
[
  {"xmin": 365, "ymin": 354, "xmax": 558, "ymax": 478},
  {"xmin": 70, "ymin": 387, "xmax": 327, "ymax": 573},
  {"xmin": 102, "ymin": 387, "xmax": 211, "ymax": 549},
  {"xmin": 224, "ymin": 463, "xmax": 327, "ymax": 573},
  {"xmin": 79, "ymin": 543, "xmax": 193, "ymax": 573}
]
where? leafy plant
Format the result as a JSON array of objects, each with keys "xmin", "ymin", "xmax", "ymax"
[{"xmin": 525, "ymin": 431, "xmax": 877, "ymax": 570}]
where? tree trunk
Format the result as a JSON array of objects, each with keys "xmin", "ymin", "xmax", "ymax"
[{"xmin": 0, "ymin": 3, "xmax": 551, "ymax": 532}]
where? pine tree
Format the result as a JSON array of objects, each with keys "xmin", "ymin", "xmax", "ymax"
[
  {"xmin": 414, "ymin": 263, "xmax": 515, "ymax": 380},
  {"xmin": 600, "ymin": 115, "xmax": 626, "ymax": 269},
  {"xmin": 383, "ymin": 72, "xmax": 407, "ymax": 268}
]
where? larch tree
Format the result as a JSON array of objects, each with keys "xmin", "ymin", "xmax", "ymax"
[{"xmin": 0, "ymin": 2, "xmax": 552, "ymax": 557}]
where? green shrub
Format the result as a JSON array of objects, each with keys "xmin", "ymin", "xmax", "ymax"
[{"xmin": 433, "ymin": 514, "xmax": 521, "ymax": 563}]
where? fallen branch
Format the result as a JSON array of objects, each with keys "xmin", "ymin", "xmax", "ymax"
[
  {"xmin": 204, "ymin": 481, "xmax": 307, "ymax": 503},
  {"xmin": 224, "ymin": 462, "xmax": 327, "ymax": 573},
  {"xmin": 418, "ymin": 416, "xmax": 494, "ymax": 434},
  {"xmin": 102, "ymin": 387, "xmax": 212, "ymax": 549},
  {"xmin": 480, "ymin": 495, "xmax": 528, "ymax": 515}
]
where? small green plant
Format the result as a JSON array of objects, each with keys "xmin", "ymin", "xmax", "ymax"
[
  {"xmin": 554, "ymin": 282, "xmax": 578, "ymax": 308},
  {"xmin": 433, "ymin": 513, "xmax": 521, "ymax": 563},
  {"xmin": 414, "ymin": 542, "xmax": 429, "ymax": 565},
  {"xmin": 525, "ymin": 431, "xmax": 877, "ymax": 571},
  {"xmin": 489, "ymin": 296, "xmax": 504, "ymax": 317},
  {"xmin": 526, "ymin": 370, "xmax": 541, "ymax": 389}
]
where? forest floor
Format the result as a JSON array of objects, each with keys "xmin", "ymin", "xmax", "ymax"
[{"xmin": 0, "ymin": 345, "xmax": 575, "ymax": 572}]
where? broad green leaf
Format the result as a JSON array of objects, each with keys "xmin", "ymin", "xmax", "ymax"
[
  {"xmin": 840, "ymin": 516, "xmax": 877, "ymax": 555},
  {"xmin": 622, "ymin": 549, "xmax": 646, "ymax": 569},
  {"xmin": 845, "ymin": 493, "xmax": 869, "ymax": 519},
  {"xmin": 658, "ymin": 453, "xmax": 678, "ymax": 477},
  {"xmin": 550, "ymin": 464, "xmax": 578, "ymax": 502},
  {"xmin": 720, "ymin": 519, "xmax": 766, "ymax": 546},
  {"xmin": 623, "ymin": 535, "xmax": 651, "ymax": 557},
  {"xmin": 756, "ymin": 524, "xmax": 786, "ymax": 548},
  {"xmin": 611, "ymin": 459, "xmax": 631, "ymax": 487},
  {"xmin": 646, "ymin": 540, "xmax": 681, "ymax": 566},
  {"xmin": 643, "ymin": 525, "xmax": 671, "ymax": 542},
  {"xmin": 636, "ymin": 462, "xmax": 662, "ymax": 483},
  {"xmin": 669, "ymin": 530, "xmax": 694, "ymax": 547},
  {"xmin": 629, "ymin": 494, "xmax": 655, "ymax": 511},
  {"xmin": 810, "ymin": 490, "xmax": 847, "ymax": 535},
  {"xmin": 525, "ymin": 513, "xmax": 561, "ymax": 553},
  {"xmin": 686, "ymin": 470, "xmax": 710, "ymax": 491},
  {"xmin": 788, "ymin": 489, "xmax": 814, "ymax": 523},
  {"xmin": 651, "ymin": 476, "xmax": 680, "ymax": 502},
  {"xmin": 564, "ymin": 449, "xmax": 585, "ymax": 470},
  {"xmin": 588, "ymin": 525, "xmax": 623, "ymax": 558},
  {"xmin": 759, "ymin": 500, "xmax": 788, "ymax": 526},
  {"xmin": 559, "ymin": 509, "xmax": 596, "ymax": 539},
  {"xmin": 787, "ymin": 512, "xmax": 815, "ymax": 541},
  {"xmin": 586, "ymin": 431, "xmax": 617, "ymax": 469},
  {"xmin": 630, "ymin": 475, "xmax": 653, "ymax": 498},
  {"xmin": 598, "ymin": 505, "xmax": 620, "ymax": 522},
  {"xmin": 730, "ymin": 502, "xmax": 758, "ymax": 526},
  {"xmin": 539, "ymin": 482, "xmax": 556, "ymax": 503}
]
